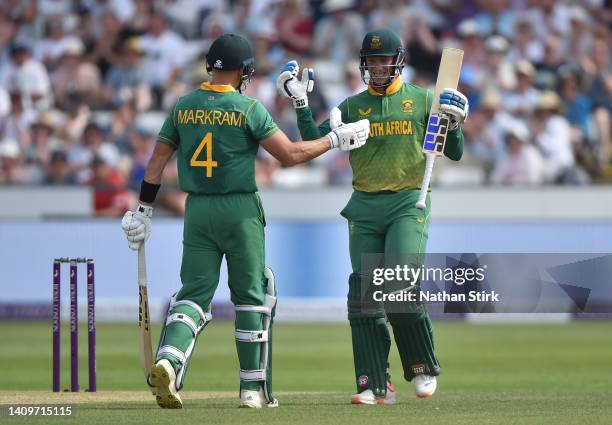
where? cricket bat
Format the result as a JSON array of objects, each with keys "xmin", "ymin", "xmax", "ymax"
[
  {"xmin": 416, "ymin": 48, "xmax": 464, "ymax": 209},
  {"xmin": 138, "ymin": 244, "xmax": 154, "ymax": 392}
]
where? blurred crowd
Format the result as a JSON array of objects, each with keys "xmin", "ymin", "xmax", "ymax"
[{"xmin": 0, "ymin": 0, "xmax": 610, "ymax": 215}]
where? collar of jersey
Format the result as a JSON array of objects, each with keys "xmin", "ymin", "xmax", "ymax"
[
  {"xmin": 200, "ymin": 82, "xmax": 236, "ymax": 93},
  {"xmin": 367, "ymin": 77, "xmax": 402, "ymax": 96}
]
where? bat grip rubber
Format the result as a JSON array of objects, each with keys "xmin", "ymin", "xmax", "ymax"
[{"xmin": 416, "ymin": 153, "xmax": 436, "ymax": 209}]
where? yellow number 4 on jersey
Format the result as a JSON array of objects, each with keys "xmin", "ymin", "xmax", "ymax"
[{"xmin": 190, "ymin": 132, "xmax": 218, "ymax": 177}]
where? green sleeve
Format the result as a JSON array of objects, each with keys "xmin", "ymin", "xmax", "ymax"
[
  {"xmin": 158, "ymin": 104, "xmax": 179, "ymax": 148},
  {"xmin": 246, "ymin": 100, "xmax": 279, "ymax": 141},
  {"xmin": 444, "ymin": 127, "xmax": 464, "ymax": 161},
  {"xmin": 424, "ymin": 89, "xmax": 463, "ymax": 161},
  {"xmin": 295, "ymin": 101, "xmax": 348, "ymax": 141}
]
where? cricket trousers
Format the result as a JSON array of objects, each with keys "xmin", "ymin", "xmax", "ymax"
[
  {"xmin": 341, "ymin": 189, "xmax": 441, "ymax": 396},
  {"xmin": 158, "ymin": 192, "xmax": 271, "ymax": 392}
]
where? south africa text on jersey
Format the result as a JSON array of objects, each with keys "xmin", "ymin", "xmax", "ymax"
[
  {"xmin": 177, "ymin": 109, "xmax": 244, "ymax": 127},
  {"xmin": 369, "ymin": 120, "xmax": 414, "ymax": 137}
]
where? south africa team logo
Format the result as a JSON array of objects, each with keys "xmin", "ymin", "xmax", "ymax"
[
  {"xmin": 401, "ymin": 99, "xmax": 414, "ymax": 113},
  {"xmin": 370, "ymin": 36, "xmax": 381, "ymax": 50},
  {"xmin": 358, "ymin": 107, "xmax": 372, "ymax": 117}
]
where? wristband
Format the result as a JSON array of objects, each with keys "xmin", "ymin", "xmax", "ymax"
[
  {"xmin": 327, "ymin": 131, "xmax": 339, "ymax": 149},
  {"xmin": 293, "ymin": 97, "xmax": 308, "ymax": 108},
  {"xmin": 139, "ymin": 180, "xmax": 161, "ymax": 204}
]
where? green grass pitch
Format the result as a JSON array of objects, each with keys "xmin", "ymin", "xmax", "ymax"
[{"xmin": 1, "ymin": 321, "xmax": 611, "ymax": 424}]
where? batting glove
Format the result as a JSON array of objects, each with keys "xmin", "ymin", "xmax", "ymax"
[
  {"xmin": 439, "ymin": 88, "xmax": 469, "ymax": 130},
  {"xmin": 326, "ymin": 107, "xmax": 370, "ymax": 151},
  {"xmin": 121, "ymin": 204, "xmax": 152, "ymax": 251},
  {"xmin": 276, "ymin": 60, "xmax": 314, "ymax": 108}
]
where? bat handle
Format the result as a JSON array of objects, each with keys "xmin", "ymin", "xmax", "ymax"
[{"xmin": 416, "ymin": 153, "xmax": 436, "ymax": 210}]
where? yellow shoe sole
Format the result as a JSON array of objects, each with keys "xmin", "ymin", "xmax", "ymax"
[{"xmin": 150, "ymin": 363, "xmax": 183, "ymax": 409}]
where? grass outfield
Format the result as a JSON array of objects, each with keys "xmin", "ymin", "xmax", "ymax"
[{"xmin": 1, "ymin": 321, "xmax": 611, "ymax": 424}]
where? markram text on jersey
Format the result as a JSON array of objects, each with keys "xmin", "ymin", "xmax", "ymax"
[{"xmin": 177, "ymin": 109, "xmax": 244, "ymax": 127}]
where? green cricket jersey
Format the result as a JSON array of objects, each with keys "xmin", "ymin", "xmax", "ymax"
[
  {"xmin": 297, "ymin": 78, "xmax": 464, "ymax": 192},
  {"xmin": 158, "ymin": 82, "xmax": 279, "ymax": 194}
]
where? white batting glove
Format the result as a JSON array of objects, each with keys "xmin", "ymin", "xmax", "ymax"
[
  {"xmin": 121, "ymin": 204, "xmax": 152, "ymax": 251},
  {"xmin": 276, "ymin": 60, "xmax": 314, "ymax": 108},
  {"xmin": 326, "ymin": 107, "xmax": 370, "ymax": 151},
  {"xmin": 439, "ymin": 88, "xmax": 469, "ymax": 130}
]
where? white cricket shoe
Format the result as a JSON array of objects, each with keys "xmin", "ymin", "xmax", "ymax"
[
  {"xmin": 150, "ymin": 359, "xmax": 183, "ymax": 409},
  {"xmin": 239, "ymin": 388, "xmax": 279, "ymax": 409},
  {"xmin": 414, "ymin": 374, "xmax": 437, "ymax": 398},
  {"xmin": 351, "ymin": 381, "xmax": 396, "ymax": 405}
]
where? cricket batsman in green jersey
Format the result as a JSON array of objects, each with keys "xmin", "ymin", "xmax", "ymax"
[
  {"xmin": 277, "ymin": 28, "xmax": 469, "ymax": 404},
  {"xmin": 120, "ymin": 33, "xmax": 371, "ymax": 409}
]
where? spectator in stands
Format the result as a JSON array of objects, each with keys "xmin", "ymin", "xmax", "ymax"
[
  {"xmin": 583, "ymin": 38, "xmax": 611, "ymax": 165},
  {"xmin": 472, "ymin": 0, "xmax": 515, "ymax": 39},
  {"xmin": 27, "ymin": 110, "xmax": 63, "ymax": 168},
  {"xmin": 44, "ymin": 150, "xmax": 77, "ymax": 185},
  {"xmin": 469, "ymin": 90, "xmax": 515, "ymax": 166},
  {"xmin": 51, "ymin": 39, "xmax": 101, "ymax": 109},
  {"xmin": 102, "ymin": 37, "xmax": 152, "ymax": 109},
  {"xmin": 276, "ymin": 0, "xmax": 313, "ymax": 59},
  {"xmin": 481, "ymin": 35, "xmax": 515, "ymax": 93},
  {"xmin": 534, "ymin": 35, "xmax": 564, "ymax": 91},
  {"xmin": 1, "ymin": 44, "xmax": 53, "ymax": 111},
  {"xmin": 0, "ymin": 138, "xmax": 24, "ymax": 184},
  {"xmin": 329, "ymin": 60, "xmax": 366, "ymax": 108},
  {"xmin": 456, "ymin": 19, "xmax": 486, "ymax": 79},
  {"xmin": 312, "ymin": 0, "xmax": 364, "ymax": 63},
  {"xmin": 127, "ymin": 126, "xmax": 155, "ymax": 190},
  {"xmin": 139, "ymin": 11, "xmax": 187, "ymax": 106},
  {"xmin": 504, "ymin": 60, "xmax": 541, "ymax": 118},
  {"xmin": 558, "ymin": 66, "xmax": 592, "ymax": 145},
  {"xmin": 531, "ymin": 91, "xmax": 579, "ymax": 184},
  {"xmin": 87, "ymin": 155, "xmax": 131, "ymax": 217},
  {"xmin": 1, "ymin": 91, "xmax": 35, "ymax": 151},
  {"xmin": 34, "ymin": 15, "xmax": 81, "ymax": 68},
  {"xmin": 490, "ymin": 122, "xmax": 544, "ymax": 186},
  {"xmin": 86, "ymin": 10, "xmax": 122, "ymax": 77},
  {"xmin": 508, "ymin": 16, "xmax": 544, "ymax": 64},
  {"xmin": 68, "ymin": 122, "xmax": 120, "ymax": 183}
]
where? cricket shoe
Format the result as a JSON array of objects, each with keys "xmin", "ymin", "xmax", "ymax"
[
  {"xmin": 239, "ymin": 388, "xmax": 279, "ymax": 409},
  {"xmin": 150, "ymin": 359, "xmax": 183, "ymax": 409},
  {"xmin": 414, "ymin": 374, "xmax": 437, "ymax": 398},
  {"xmin": 351, "ymin": 382, "xmax": 396, "ymax": 405}
]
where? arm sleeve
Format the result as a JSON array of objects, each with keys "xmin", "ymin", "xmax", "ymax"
[
  {"xmin": 158, "ymin": 104, "xmax": 180, "ymax": 148},
  {"xmin": 246, "ymin": 100, "xmax": 279, "ymax": 142},
  {"xmin": 295, "ymin": 100, "xmax": 348, "ymax": 141},
  {"xmin": 424, "ymin": 89, "xmax": 464, "ymax": 161}
]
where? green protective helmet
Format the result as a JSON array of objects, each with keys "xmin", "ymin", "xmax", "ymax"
[
  {"xmin": 206, "ymin": 33, "xmax": 255, "ymax": 92},
  {"xmin": 359, "ymin": 28, "xmax": 406, "ymax": 88}
]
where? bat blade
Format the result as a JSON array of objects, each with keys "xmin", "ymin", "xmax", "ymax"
[
  {"xmin": 138, "ymin": 245, "xmax": 154, "ymax": 392},
  {"xmin": 422, "ymin": 48, "xmax": 464, "ymax": 156},
  {"xmin": 417, "ymin": 48, "xmax": 464, "ymax": 210}
]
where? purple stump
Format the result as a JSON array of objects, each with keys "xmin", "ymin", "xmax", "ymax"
[
  {"xmin": 52, "ymin": 260, "xmax": 61, "ymax": 392},
  {"xmin": 70, "ymin": 259, "xmax": 79, "ymax": 392},
  {"xmin": 87, "ymin": 260, "xmax": 96, "ymax": 392}
]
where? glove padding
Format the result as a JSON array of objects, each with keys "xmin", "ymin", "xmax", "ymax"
[
  {"xmin": 276, "ymin": 60, "xmax": 314, "ymax": 108},
  {"xmin": 326, "ymin": 107, "xmax": 370, "ymax": 151},
  {"xmin": 439, "ymin": 88, "xmax": 469, "ymax": 130},
  {"xmin": 121, "ymin": 204, "xmax": 152, "ymax": 251}
]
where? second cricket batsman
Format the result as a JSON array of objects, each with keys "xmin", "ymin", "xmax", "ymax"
[{"xmin": 277, "ymin": 28, "xmax": 468, "ymax": 404}]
